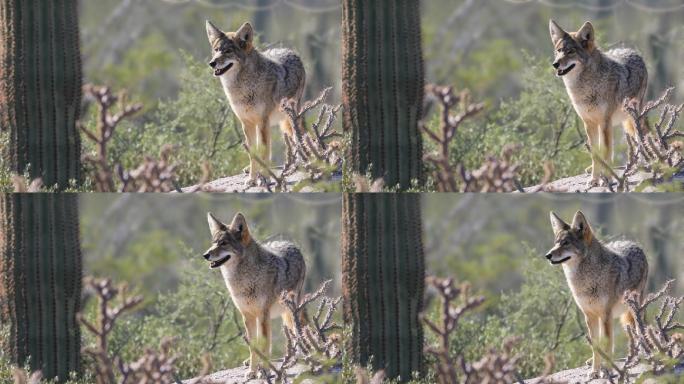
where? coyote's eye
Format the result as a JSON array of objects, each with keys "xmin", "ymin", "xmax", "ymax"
[
  {"xmin": 561, "ymin": 240, "xmax": 569, "ymax": 246},
  {"xmin": 219, "ymin": 240, "xmax": 227, "ymax": 246},
  {"xmin": 567, "ymin": 48, "xmax": 575, "ymax": 54}
]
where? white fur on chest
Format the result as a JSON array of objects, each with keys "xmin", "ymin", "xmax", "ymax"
[{"xmin": 218, "ymin": 264, "xmax": 282, "ymax": 318}]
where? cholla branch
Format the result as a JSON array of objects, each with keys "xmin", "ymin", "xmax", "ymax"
[
  {"xmin": 117, "ymin": 144, "xmax": 179, "ymax": 192},
  {"xmin": 245, "ymin": 280, "xmax": 341, "ymax": 383},
  {"xmin": 422, "ymin": 85, "xmax": 523, "ymax": 192},
  {"xmin": 77, "ymin": 277, "xmax": 143, "ymax": 384},
  {"xmin": 81, "ymin": 84, "xmax": 180, "ymax": 192},
  {"xmin": 77, "ymin": 277, "xmax": 195, "ymax": 384},
  {"xmin": 622, "ymin": 280, "xmax": 684, "ymax": 377},
  {"xmin": 422, "ymin": 276, "xmax": 484, "ymax": 384},
  {"xmin": 621, "ymin": 87, "xmax": 684, "ymax": 187},
  {"xmin": 278, "ymin": 87, "xmax": 344, "ymax": 187},
  {"xmin": 80, "ymin": 84, "xmax": 143, "ymax": 192}
]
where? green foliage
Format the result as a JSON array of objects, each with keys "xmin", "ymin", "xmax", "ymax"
[
  {"xmin": 81, "ymin": 52, "xmax": 247, "ymax": 187},
  {"xmin": 91, "ymin": 33, "xmax": 175, "ymax": 107},
  {"xmin": 431, "ymin": 39, "xmax": 523, "ymax": 101},
  {"xmin": 424, "ymin": 54, "xmax": 590, "ymax": 187},
  {"xmin": 424, "ymin": 249, "xmax": 590, "ymax": 379},
  {"xmin": 81, "ymin": 257, "xmax": 248, "ymax": 380}
]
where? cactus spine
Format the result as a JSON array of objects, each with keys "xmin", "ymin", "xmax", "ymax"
[
  {"xmin": 0, "ymin": 194, "xmax": 82, "ymax": 382},
  {"xmin": 342, "ymin": 193, "xmax": 425, "ymax": 380},
  {"xmin": 342, "ymin": 0, "xmax": 425, "ymax": 190},
  {"xmin": 0, "ymin": 0, "xmax": 83, "ymax": 189}
]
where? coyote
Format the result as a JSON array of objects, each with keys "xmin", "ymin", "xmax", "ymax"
[
  {"xmin": 205, "ymin": 21, "xmax": 306, "ymax": 184},
  {"xmin": 549, "ymin": 20, "xmax": 648, "ymax": 186},
  {"xmin": 203, "ymin": 212, "xmax": 306, "ymax": 377},
  {"xmin": 545, "ymin": 211, "xmax": 648, "ymax": 378}
]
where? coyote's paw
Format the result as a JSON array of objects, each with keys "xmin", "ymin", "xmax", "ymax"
[
  {"xmin": 585, "ymin": 165, "xmax": 593, "ymax": 174},
  {"xmin": 245, "ymin": 177, "xmax": 258, "ymax": 187},
  {"xmin": 242, "ymin": 165, "xmax": 250, "ymax": 174},
  {"xmin": 242, "ymin": 357, "xmax": 250, "ymax": 367},
  {"xmin": 244, "ymin": 369, "xmax": 257, "ymax": 380},
  {"xmin": 585, "ymin": 357, "xmax": 592, "ymax": 366},
  {"xmin": 588, "ymin": 177, "xmax": 601, "ymax": 187},
  {"xmin": 588, "ymin": 370, "xmax": 601, "ymax": 379}
]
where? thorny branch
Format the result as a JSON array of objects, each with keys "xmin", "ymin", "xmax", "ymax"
[
  {"xmin": 245, "ymin": 280, "xmax": 342, "ymax": 383},
  {"xmin": 80, "ymin": 84, "xmax": 180, "ymax": 192},
  {"xmin": 615, "ymin": 87, "xmax": 684, "ymax": 190},
  {"xmin": 275, "ymin": 87, "xmax": 343, "ymax": 189},
  {"xmin": 421, "ymin": 85, "xmax": 530, "ymax": 192},
  {"xmin": 423, "ymin": 276, "xmax": 563, "ymax": 384}
]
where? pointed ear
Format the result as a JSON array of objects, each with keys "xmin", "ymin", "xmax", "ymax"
[
  {"xmin": 207, "ymin": 212, "xmax": 226, "ymax": 236},
  {"xmin": 235, "ymin": 22, "xmax": 254, "ymax": 50},
  {"xmin": 576, "ymin": 21, "xmax": 595, "ymax": 49},
  {"xmin": 571, "ymin": 211, "xmax": 593, "ymax": 242},
  {"xmin": 206, "ymin": 20, "xmax": 224, "ymax": 44},
  {"xmin": 549, "ymin": 19, "xmax": 567, "ymax": 45},
  {"xmin": 549, "ymin": 211, "xmax": 569, "ymax": 235},
  {"xmin": 229, "ymin": 212, "xmax": 251, "ymax": 244}
]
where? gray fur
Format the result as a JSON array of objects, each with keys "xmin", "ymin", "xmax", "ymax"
[{"xmin": 546, "ymin": 211, "xmax": 649, "ymax": 378}]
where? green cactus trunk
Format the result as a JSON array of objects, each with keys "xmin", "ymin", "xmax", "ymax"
[
  {"xmin": 0, "ymin": 194, "xmax": 82, "ymax": 382},
  {"xmin": 0, "ymin": 0, "xmax": 83, "ymax": 189},
  {"xmin": 342, "ymin": 0, "xmax": 425, "ymax": 190},
  {"xmin": 342, "ymin": 193, "xmax": 425, "ymax": 380}
]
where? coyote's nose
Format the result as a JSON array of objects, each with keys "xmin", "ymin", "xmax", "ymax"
[
  {"xmin": 545, "ymin": 253, "xmax": 552, "ymax": 260},
  {"xmin": 203, "ymin": 253, "xmax": 211, "ymax": 260},
  {"xmin": 209, "ymin": 60, "xmax": 217, "ymax": 68},
  {"xmin": 552, "ymin": 61, "xmax": 560, "ymax": 69}
]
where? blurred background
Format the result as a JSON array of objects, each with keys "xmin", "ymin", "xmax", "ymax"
[
  {"xmin": 422, "ymin": 193, "xmax": 684, "ymax": 377},
  {"xmin": 81, "ymin": 0, "xmax": 341, "ymax": 104},
  {"xmin": 78, "ymin": 193, "xmax": 342, "ymax": 377},
  {"xmin": 423, "ymin": 0, "xmax": 684, "ymax": 102},
  {"xmin": 78, "ymin": 0, "xmax": 342, "ymax": 185},
  {"xmin": 421, "ymin": 0, "xmax": 684, "ymax": 186}
]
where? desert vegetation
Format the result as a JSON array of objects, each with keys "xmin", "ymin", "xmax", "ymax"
[{"xmin": 2, "ymin": 194, "xmax": 682, "ymax": 383}]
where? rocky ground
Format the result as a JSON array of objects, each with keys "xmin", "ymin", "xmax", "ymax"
[
  {"xmin": 525, "ymin": 167, "xmax": 684, "ymax": 193},
  {"xmin": 181, "ymin": 168, "xmax": 342, "ymax": 193},
  {"xmin": 182, "ymin": 361, "xmax": 341, "ymax": 384},
  {"xmin": 525, "ymin": 360, "xmax": 684, "ymax": 384}
]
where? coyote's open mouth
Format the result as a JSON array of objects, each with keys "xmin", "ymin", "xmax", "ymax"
[
  {"xmin": 550, "ymin": 256, "xmax": 571, "ymax": 265},
  {"xmin": 557, "ymin": 63, "xmax": 576, "ymax": 76},
  {"xmin": 210, "ymin": 254, "xmax": 231, "ymax": 268},
  {"xmin": 214, "ymin": 62, "xmax": 234, "ymax": 77}
]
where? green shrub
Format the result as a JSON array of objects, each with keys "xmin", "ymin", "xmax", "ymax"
[
  {"xmin": 424, "ymin": 247, "xmax": 590, "ymax": 379},
  {"xmin": 81, "ymin": 257, "xmax": 248, "ymax": 380},
  {"xmin": 424, "ymin": 53, "xmax": 591, "ymax": 187},
  {"xmin": 81, "ymin": 51, "xmax": 248, "ymax": 188}
]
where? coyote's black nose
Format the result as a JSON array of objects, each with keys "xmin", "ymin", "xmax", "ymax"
[
  {"xmin": 552, "ymin": 61, "xmax": 560, "ymax": 69},
  {"xmin": 545, "ymin": 253, "xmax": 552, "ymax": 260},
  {"xmin": 209, "ymin": 60, "xmax": 217, "ymax": 68},
  {"xmin": 203, "ymin": 253, "xmax": 211, "ymax": 260}
]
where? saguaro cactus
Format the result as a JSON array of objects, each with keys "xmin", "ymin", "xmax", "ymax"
[
  {"xmin": 342, "ymin": 193, "xmax": 425, "ymax": 380},
  {"xmin": 342, "ymin": 0, "xmax": 425, "ymax": 189},
  {"xmin": 0, "ymin": 194, "xmax": 82, "ymax": 382},
  {"xmin": 0, "ymin": 0, "xmax": 83, "ymax": 189}
]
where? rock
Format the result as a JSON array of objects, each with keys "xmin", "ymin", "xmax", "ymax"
[
  {"xmin": 524, "ymin": 167, "xmax": 684, "ymax": 193},
  {"xmin": 524, "ymin": 360, "xmax": 677, "ymax": 384},
  {"xmin": 182, "ymin": 361, "xmax": 338, "ymax": 384},
  {"xmin": 180, "ymin": 168, "xmax": 342, "ymax": 193}
]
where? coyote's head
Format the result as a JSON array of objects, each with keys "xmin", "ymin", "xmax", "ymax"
[
  {"xmin": 205, "ymin": 20, "xmax": 254, "ymax": 77},
  {"xmin": 548, "ymin": 20, "xmax": 596, "ymax": 77},
  {"xmin": 545, "ymin": 211, "xmax": 594, "ymax": 265},
  {"xmin": 203, "ymin": 212, "xmax": 252, "ymax": 269}
]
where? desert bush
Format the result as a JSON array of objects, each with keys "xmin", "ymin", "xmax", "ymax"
[
  {"xmin": 80, "ymin": 258, "xmax": 247, "ymax": 380},
  {"xmin": 424, "ymin": 249, "xmax": 589, "ymax": 379},
  {"xmin": 423, "ymin": 54, "xmax": 590, "ymax": 187},
  {"xmin": 81, "ymin": 51, "xmax": 247, "ymax": 188}
]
